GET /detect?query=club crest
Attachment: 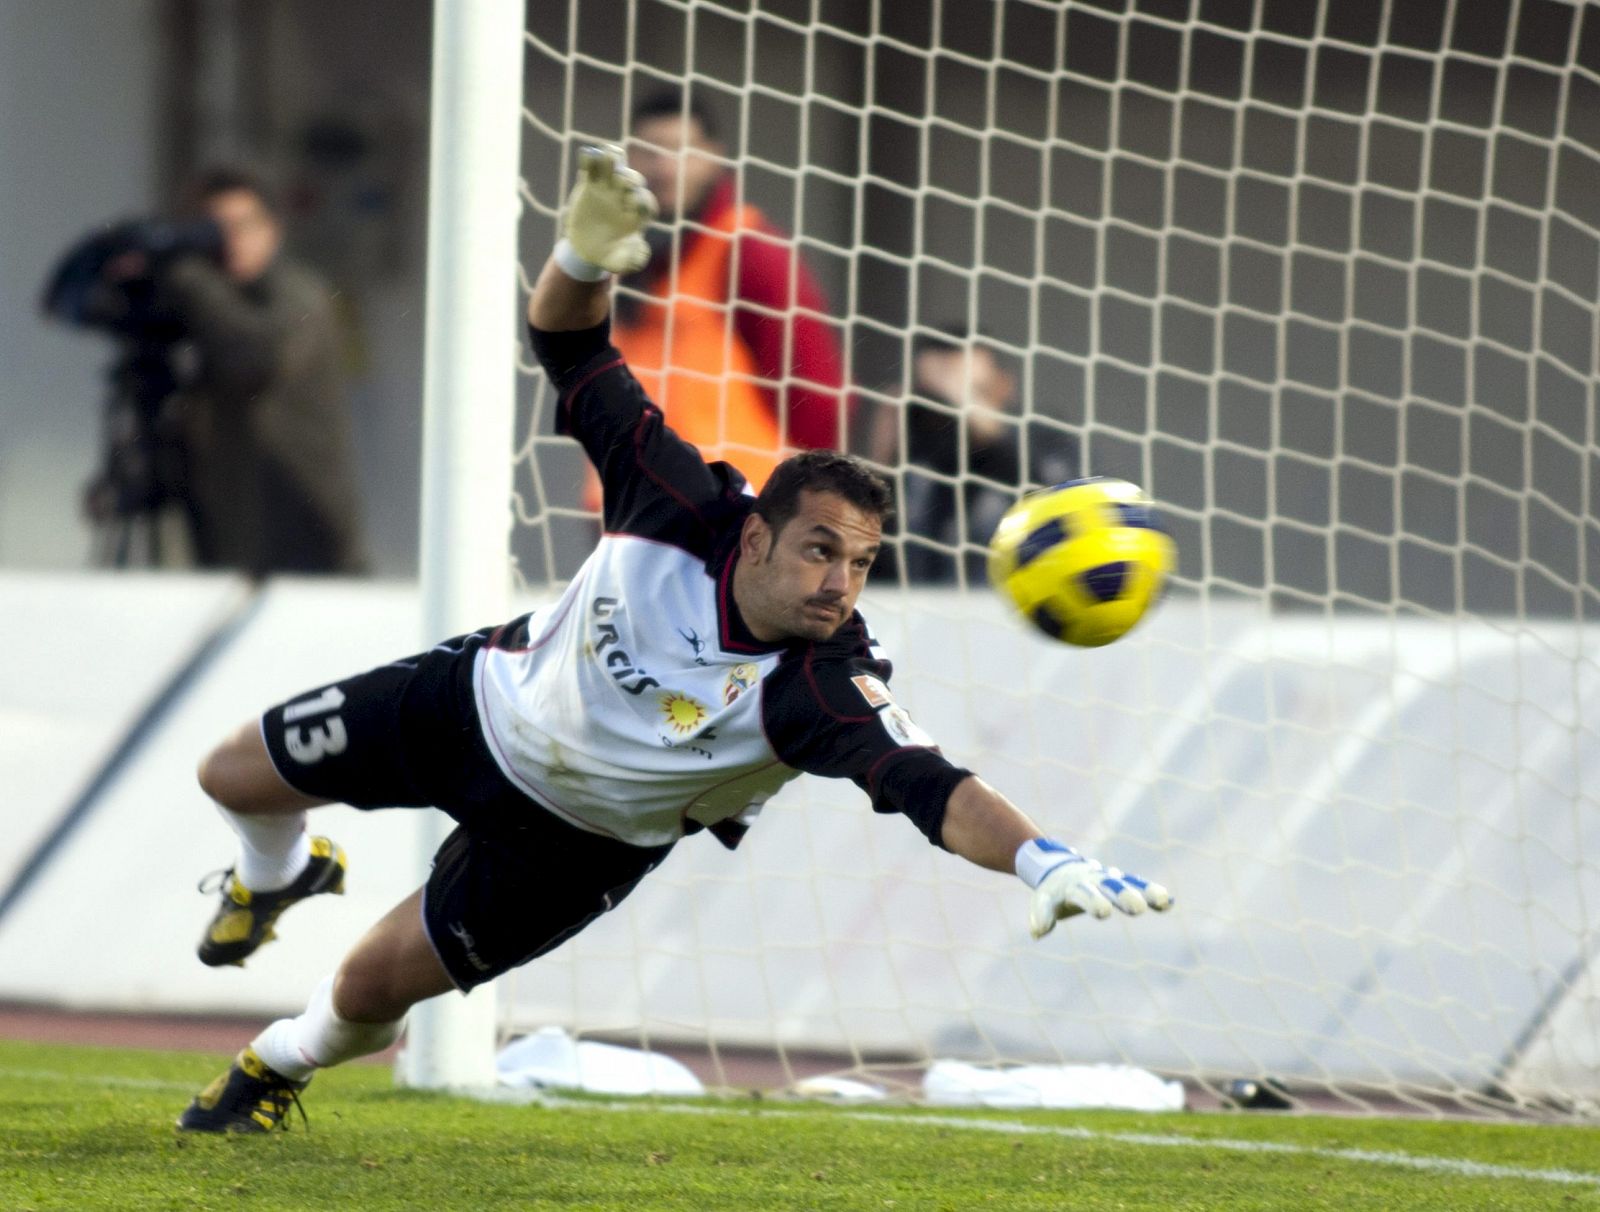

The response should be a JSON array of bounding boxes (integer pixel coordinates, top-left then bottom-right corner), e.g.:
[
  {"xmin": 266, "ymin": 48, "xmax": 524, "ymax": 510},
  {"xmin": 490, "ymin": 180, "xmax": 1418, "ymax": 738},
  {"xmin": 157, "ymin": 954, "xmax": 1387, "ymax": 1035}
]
[{"xmin": 723, "ymin": 663, "xmax": 758, "ymax": 705}]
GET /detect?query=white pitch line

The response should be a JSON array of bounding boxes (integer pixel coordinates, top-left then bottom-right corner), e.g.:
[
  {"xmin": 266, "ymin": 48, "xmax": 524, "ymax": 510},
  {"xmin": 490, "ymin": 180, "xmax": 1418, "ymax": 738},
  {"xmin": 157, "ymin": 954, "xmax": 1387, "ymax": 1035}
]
[
  {"xmin": 5, "ymin": 1067, "xmax": 196, "ymax": 1093},
  {"xmin": 11, "ymin": 1067, "xmax": 1599, "ymax": 1188},
  {"xmin": 541, "ymin": 1096, "xmax": 1600, "ymax": 1189}
]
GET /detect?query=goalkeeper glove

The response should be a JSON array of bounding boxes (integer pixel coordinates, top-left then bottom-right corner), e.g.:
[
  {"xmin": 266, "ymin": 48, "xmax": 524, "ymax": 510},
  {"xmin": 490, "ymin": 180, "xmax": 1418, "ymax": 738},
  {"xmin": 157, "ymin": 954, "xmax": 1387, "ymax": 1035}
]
[
  {"xmin": 556, "ymin": 143, "xmax": 657, "ymax": 278},
  {"xmin": 1016, "ymin": 838, "xmax": 1171, "ymax": 939}
]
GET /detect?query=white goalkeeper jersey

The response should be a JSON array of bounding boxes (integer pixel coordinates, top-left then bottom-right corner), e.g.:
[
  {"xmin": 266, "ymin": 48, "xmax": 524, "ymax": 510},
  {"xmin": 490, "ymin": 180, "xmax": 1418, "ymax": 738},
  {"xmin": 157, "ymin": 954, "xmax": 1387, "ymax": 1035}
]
[{"xmin": 473, "ymin": 325, "xmax": 972, "ymax": 851}]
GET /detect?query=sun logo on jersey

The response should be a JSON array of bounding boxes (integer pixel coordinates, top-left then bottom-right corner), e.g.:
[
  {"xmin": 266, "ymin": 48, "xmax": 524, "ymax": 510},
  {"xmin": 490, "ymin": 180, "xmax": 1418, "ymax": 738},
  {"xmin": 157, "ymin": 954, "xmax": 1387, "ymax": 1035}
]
[
  {"xmin": 659, "ymin": 690, "xmax": 709, "ymax": 735},
  {"xmin": 723, "ymin": 663, "xmax": 758, "ymax": 705}
]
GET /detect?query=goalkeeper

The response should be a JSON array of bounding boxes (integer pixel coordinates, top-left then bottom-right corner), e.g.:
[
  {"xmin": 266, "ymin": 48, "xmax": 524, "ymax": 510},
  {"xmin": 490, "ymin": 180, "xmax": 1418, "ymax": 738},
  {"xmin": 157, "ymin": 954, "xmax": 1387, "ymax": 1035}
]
[{"xmin": 175, "ymin": 146, "xmax": 1171, "ymax": 1133}]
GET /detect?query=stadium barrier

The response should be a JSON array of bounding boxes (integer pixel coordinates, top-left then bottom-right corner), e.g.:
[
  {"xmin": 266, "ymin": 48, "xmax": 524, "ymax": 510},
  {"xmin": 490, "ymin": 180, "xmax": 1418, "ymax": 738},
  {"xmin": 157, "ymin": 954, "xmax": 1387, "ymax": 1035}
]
[{"xmin": 2, "ymin": 571, "xmax": 1595, "ymax": 1105}]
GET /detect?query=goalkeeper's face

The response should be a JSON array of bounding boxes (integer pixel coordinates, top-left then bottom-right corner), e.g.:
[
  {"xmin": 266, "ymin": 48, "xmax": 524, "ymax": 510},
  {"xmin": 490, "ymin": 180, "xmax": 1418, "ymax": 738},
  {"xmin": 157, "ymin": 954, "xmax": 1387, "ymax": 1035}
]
[{"xmin": 736, "ymin": 490, "xmax": 881, "ymax": 643}]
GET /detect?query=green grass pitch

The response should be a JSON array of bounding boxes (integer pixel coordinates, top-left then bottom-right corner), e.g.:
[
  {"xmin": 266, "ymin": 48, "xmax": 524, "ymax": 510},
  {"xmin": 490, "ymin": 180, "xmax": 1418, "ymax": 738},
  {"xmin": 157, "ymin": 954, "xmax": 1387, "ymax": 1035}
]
[{"xmin": 5, "ymin": 1038, "xmax": 1600, "ymax": 1211}]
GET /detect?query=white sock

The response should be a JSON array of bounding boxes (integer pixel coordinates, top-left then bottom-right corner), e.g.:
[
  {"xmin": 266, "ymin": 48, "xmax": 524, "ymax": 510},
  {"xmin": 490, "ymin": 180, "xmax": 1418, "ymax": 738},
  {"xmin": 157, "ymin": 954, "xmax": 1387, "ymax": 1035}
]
[
  {"xmin": 251, "ymin": 975, "xmax": 406, "ymax": 1082},
  {"xmin": 216, "ymin": 805, "xmax": 311, "ymax": 892}
]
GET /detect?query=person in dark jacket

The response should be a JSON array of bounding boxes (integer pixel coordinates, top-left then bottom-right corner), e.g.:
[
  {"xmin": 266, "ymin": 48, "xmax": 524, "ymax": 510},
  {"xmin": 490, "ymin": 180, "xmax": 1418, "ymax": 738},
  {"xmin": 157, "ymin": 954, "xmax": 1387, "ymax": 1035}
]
[
  {"xmin": 871, "ymin": 326, "xmax": 1080, "ymax": 586},
  {"xmin": 99, "ymin": 165, "xmax": 366, "ymax": 574}
]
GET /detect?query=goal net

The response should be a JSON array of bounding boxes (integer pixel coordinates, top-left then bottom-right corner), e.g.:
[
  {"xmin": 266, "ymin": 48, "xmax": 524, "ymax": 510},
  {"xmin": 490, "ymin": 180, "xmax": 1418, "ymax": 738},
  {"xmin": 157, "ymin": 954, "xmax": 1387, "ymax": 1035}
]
[{"xmin": 503, "ymin": 0, "xmax": 1600, "ymax": 1116}]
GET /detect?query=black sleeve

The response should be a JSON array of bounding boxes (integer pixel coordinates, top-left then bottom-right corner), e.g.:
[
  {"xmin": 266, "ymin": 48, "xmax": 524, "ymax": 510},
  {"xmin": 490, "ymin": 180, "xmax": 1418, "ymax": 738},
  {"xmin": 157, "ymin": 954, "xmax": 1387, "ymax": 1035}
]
[
  {"xmin": 762, "ymin": 629, "xmax": 972, "ymax": 848},
  {"xmin": 527, "ymin": 321, "xmax": 748, "ymax": 546},
  {"xmin": 528, "ymin": 318, "xmax": 613, "ymax": 387}
]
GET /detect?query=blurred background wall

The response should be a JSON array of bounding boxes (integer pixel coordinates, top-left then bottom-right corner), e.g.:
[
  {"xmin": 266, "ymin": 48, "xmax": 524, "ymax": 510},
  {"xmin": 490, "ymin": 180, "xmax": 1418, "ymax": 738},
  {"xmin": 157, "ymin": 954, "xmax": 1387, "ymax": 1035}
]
[
  {"xmin": 0, "ymin": 0, "xmax": 432, "ymax": 576},
  {"xmin": 0, "ymin": 0, "xmax": 165, "ymax": 569}
]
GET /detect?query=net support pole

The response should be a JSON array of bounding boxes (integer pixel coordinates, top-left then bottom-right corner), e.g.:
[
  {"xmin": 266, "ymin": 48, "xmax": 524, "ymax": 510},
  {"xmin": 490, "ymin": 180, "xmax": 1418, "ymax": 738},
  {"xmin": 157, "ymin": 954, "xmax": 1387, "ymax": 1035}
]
[{"xmin": 398, "ymin": 0, "xmax": 525, "ymax": 1092}]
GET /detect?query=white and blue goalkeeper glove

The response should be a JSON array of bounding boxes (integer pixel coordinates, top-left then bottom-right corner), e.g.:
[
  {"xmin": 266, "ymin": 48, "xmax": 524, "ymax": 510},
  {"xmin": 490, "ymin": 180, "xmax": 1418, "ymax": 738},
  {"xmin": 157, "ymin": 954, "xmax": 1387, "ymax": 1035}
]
[
  {"xmin": 556, "ymin": 143, "xmax": 657, "ymax": 279},
  {"xmin": 1017, "ymin": 838, "xmax": 1172, "ymax": 939}
]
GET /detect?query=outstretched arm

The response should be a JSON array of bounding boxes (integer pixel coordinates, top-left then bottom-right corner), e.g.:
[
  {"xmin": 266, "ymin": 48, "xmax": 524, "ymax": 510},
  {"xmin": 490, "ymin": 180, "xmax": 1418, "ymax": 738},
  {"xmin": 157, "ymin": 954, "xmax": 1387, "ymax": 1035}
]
[
  {"xmin": 939, "ymin": 775, "xmax": 1042, "ymax": 872},
  {"xmin": 941, "ymin": 774, "xmax": 1172, "ymax": 938},
  {"xmin": 527, "ymin": 144, "xmax": 656, "ymax": 333},
  {"xmin": 758, "ymin": 577, "xmax": 1170, "ymax": 943}
]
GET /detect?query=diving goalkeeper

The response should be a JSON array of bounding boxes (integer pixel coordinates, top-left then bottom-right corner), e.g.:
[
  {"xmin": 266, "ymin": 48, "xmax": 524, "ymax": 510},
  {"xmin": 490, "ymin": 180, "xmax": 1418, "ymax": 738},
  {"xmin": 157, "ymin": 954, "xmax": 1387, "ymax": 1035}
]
[{"xmin": 175, "ymin": 146, "xmax": 1171, "ymax": 1133}]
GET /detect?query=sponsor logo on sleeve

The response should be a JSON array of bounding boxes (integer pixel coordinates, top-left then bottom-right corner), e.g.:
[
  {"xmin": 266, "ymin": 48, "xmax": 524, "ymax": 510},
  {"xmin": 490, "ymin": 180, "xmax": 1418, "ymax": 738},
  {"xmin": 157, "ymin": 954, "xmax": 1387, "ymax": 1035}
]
[
  {"xmin": 851, "ymin": 674, "xmax": 893, "ymax": 710},
  {"xmin": 849, "ymin": 672, "xmax": 934, "ymax": 748},
  {"xmin": 880, "ymin": 703, "xmax": 935, "ymax": 748}
]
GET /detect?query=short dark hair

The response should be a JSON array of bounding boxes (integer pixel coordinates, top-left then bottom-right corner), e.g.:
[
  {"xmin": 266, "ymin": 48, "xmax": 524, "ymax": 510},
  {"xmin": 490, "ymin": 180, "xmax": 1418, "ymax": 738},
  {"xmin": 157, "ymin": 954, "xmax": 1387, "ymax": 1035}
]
[
  {"xmin": 755, "ymin": 450, "xmax": 893, "ymax": 537},
  {"xmin": 630, "ymin": 87, "xmax": 721, "ymax": 142},
  {"xmin": 188, "ymin": 163, "xmax": 281, "ymax": 216}
]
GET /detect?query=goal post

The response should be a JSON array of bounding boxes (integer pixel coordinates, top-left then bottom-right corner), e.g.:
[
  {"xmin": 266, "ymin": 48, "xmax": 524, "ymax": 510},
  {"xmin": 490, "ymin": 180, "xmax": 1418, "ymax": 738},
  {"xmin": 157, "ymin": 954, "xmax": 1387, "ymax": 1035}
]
[
  {"xmin": 400, "ymin": 0, "xmax": 526, "ymax": 1091},
  {"xmin": 431, "ymin": 0, "xmax": 1600, "ymax": 1115}
]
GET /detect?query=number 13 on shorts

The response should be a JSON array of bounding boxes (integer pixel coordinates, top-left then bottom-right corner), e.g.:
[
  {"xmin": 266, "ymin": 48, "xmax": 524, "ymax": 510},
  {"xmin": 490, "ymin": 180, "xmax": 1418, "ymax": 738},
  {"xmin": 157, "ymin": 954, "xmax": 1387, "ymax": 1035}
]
[{"xmin": 282, "ymin": 686, "xmax": 348, "ymax": 765}]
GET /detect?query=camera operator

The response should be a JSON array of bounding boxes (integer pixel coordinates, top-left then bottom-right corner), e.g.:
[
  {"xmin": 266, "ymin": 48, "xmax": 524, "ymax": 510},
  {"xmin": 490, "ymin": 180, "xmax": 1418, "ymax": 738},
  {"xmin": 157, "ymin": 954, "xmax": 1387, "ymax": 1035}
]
[{"xmin": 50, "ymin": 164, "xmax": 366, "ymax": 575}]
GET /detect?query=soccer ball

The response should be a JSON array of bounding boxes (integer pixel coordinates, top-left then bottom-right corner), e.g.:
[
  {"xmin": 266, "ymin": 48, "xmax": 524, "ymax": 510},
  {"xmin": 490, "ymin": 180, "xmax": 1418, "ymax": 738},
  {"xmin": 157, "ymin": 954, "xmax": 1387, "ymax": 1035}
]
[{"xmin": 986, "ymin": 477, "xmax": 1175, "ymax": 647}]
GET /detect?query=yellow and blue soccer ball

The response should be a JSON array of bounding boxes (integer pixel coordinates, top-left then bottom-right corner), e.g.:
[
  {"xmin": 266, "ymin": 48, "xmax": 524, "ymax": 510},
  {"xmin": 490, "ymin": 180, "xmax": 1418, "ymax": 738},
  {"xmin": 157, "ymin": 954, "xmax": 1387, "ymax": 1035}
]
[{"xmin": 987, "ymin": 477, "xmax": 1175, "ymax": 647}]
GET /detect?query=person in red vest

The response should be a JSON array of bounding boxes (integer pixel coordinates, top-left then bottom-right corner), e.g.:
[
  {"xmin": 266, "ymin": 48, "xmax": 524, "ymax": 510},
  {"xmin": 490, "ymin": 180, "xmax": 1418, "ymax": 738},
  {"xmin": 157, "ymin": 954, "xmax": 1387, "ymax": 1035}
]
[{"xmin": 609, "ymin": 89, "xmax": 848, "ymax": 494}]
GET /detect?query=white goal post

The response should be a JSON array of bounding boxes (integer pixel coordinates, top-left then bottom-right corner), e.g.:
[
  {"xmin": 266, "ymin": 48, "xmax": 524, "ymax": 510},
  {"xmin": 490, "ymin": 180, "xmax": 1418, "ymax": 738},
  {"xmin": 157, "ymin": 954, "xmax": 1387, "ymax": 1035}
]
[
  {"xmin": 418, "ymin": 0, "xmax": 1600, "ymax": 1116},
  {"xmin": 402, "ymin": 0, "xmax": 525, "ymax": 1090}
]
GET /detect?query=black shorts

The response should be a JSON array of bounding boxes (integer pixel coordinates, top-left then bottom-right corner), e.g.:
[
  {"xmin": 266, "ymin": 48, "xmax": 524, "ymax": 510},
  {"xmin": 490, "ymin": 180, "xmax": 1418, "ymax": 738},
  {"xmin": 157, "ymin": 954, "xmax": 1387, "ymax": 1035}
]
[{"xmin": 261, "ymin": 622, "xmax": 673, "ymax": 991}]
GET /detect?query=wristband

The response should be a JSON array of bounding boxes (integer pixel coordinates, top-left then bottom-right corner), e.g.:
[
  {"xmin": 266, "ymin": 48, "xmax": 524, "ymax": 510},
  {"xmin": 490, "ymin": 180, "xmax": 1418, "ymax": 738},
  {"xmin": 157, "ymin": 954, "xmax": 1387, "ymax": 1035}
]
[
  {"xmin": 553, "ymin": 238, "xmax": 609, "ymax": 282},
  {"xmin": 1015, "ymin": 838, "xmax": 1080, "ymax": 888}
]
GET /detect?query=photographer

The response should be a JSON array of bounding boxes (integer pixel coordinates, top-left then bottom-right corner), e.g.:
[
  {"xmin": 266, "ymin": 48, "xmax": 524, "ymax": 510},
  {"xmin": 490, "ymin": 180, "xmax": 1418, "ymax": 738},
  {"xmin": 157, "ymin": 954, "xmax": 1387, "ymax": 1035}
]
[{"xmin": 48, "ymin": 165, "xmax": 366, "ymax": 575}]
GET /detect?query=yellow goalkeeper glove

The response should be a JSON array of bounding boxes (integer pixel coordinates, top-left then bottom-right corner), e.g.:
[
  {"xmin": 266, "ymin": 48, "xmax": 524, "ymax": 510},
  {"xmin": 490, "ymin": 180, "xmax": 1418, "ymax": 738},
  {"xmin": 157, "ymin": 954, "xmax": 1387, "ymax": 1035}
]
[{"xmin": 559, "ymin": 143, "xmax": 657, "ymax": 277}]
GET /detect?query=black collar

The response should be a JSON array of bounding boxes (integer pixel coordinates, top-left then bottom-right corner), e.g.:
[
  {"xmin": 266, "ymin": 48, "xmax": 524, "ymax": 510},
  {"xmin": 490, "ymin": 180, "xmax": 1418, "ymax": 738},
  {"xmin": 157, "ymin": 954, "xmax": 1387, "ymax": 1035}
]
[{"xmin": 713, "ymin": 542, "xmax": 789, "ymax": 657}]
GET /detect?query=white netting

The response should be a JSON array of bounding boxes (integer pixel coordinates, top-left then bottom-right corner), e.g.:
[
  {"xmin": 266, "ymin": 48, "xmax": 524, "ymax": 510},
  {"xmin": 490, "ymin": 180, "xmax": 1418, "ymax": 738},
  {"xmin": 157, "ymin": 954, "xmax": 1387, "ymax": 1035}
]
[{"xmin": 504, "ymin": 0, "xmax": 1600, "ymax": 1116}]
